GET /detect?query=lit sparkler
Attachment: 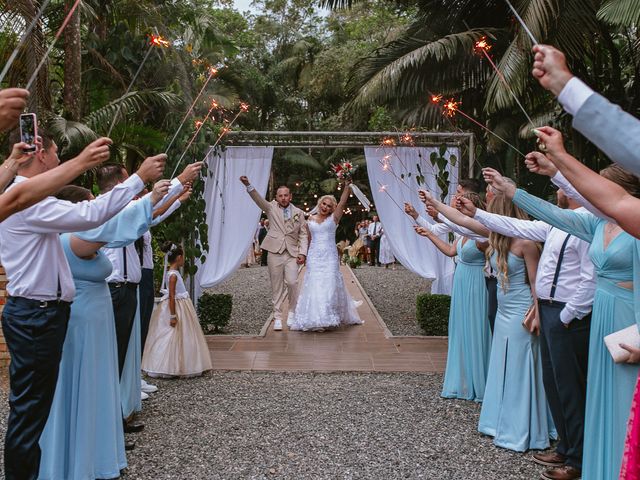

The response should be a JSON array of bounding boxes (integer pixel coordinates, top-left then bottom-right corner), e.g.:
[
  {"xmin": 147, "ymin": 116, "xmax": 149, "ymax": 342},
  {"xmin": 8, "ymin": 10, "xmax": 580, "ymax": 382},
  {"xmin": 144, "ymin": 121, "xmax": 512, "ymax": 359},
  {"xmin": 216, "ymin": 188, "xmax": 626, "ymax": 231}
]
[
  {"xmin": 443, "ymin": 97, "xmax": 525, "ymax": 157},
  {"xmin": 381, "ymin": 137, "xmax": 396, "ymax": 147},
  {"xmin": 107, "ymin": 32, "xmax": 171, "ymax": 137},
  {"xmin": 0, "ymin": 0, "xmax": 53, "ymax": 85},
  {"xmin": 474, "ymin": 36, "xmax": 534, "ymax": 126},
  {"xmin": 430, "ymin": 94, "xmax": 443, "ymax": 104}
]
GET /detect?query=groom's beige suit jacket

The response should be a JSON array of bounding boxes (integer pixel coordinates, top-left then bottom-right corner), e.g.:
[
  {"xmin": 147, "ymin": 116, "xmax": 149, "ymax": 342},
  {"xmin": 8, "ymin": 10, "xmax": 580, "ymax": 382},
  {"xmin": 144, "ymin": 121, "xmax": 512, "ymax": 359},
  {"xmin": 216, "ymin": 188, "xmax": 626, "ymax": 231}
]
[{"xmin": 248, "ymin": 190, "xmax": 309, "ymax": 258}]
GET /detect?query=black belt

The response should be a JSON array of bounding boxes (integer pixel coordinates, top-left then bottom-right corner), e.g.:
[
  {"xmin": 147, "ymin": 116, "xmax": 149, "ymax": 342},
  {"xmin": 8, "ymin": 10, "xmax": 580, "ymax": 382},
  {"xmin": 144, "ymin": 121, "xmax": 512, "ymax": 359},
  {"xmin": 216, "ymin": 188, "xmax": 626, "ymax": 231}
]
[
  {"xmin": 7, "ymin": 296, "xmax": 71, "ymax": 309},
  {"xmin": 538, "ymin": 298, "xmax": 566, "ymax": 307},
  {"xmin": 108, "ymin": 282, "xmax": 139, "ymax": 289}
]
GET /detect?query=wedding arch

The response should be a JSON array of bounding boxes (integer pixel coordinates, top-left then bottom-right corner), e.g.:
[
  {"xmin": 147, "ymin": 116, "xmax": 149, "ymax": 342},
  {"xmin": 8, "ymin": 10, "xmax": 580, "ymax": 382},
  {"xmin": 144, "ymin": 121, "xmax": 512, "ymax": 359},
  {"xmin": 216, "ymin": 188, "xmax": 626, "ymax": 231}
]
[{"xmin": 195, "ymin": 130, "xmax": 475, "ymax": 298}]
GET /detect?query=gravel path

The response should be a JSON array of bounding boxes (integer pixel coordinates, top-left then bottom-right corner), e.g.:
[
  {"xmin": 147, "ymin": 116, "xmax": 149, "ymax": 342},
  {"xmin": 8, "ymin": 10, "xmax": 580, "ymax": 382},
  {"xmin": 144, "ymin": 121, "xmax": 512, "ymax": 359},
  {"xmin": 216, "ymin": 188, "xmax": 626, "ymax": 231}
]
[
  {"xmin": 0, "ymin": 372, "xmax": 546, "ymax": 479},
  {"xmin": 353, "ymin": 264, "xmax": 432, "ymax": 337},
  {"xmin": 204, "ymin": 265, "xmax": 271, "ymax": 335}
]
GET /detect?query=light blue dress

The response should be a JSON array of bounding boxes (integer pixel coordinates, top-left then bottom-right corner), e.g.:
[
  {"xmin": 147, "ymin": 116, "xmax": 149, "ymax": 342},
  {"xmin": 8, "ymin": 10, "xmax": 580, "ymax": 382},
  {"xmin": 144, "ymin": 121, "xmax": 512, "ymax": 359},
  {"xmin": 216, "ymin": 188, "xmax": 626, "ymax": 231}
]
[
  {"xmin": 39, "ymin": 200, "xmax": 152, "ymax": 480},
  {"xmin": 441, "ymin": 239, "xmax": 491, "ymax": 402},
  {"xmin": 514, "ymin": 189, "xmax": 638, "ymax": 480},
  {"xmin": 478, "ymin": 251, "xmax": 555, "ymax": 451}
]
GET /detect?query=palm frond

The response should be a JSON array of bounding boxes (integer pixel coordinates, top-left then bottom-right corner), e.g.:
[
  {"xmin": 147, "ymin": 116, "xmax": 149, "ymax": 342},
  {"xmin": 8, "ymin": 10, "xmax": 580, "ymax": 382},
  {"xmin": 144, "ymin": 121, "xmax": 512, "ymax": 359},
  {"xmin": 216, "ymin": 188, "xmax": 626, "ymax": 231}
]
[
  {"xmin": 45, "ymin": 116, "xmax": 99, "ymax": 159},
  {"xmin": 84, "ymin": 90, "xmax": 183, "ymax": 134},
  {"xmin": 598, "ymin": 0, "xmax": 640, "ymax": 26},
  {"xmin": 281, "ymin": 149, "xmax": 324, "ymax": 170}
]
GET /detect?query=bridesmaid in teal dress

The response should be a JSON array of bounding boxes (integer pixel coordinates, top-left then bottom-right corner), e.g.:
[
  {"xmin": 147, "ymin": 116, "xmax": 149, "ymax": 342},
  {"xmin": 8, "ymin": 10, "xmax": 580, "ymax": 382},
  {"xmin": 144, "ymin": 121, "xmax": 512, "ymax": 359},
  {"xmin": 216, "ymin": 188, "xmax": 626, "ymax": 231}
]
[
  {"xmin": 39, "ymin": 187, "xmax": 153, "ymax": 480},
  {"xmin": 513, "ymin": 187, "xmax": 638, "ymax": 480},
  {"xmin": 416, "ymin": 226, "xmax": 491, "ymax": 402}
]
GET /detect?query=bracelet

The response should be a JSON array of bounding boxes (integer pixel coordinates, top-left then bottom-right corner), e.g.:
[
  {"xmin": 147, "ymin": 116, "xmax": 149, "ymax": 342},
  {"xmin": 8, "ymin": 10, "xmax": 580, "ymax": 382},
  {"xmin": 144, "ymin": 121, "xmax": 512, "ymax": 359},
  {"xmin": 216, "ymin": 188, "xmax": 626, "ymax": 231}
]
[{"xmin": 169, "ymin": 314, "xmax": 177, "ymax": 319}]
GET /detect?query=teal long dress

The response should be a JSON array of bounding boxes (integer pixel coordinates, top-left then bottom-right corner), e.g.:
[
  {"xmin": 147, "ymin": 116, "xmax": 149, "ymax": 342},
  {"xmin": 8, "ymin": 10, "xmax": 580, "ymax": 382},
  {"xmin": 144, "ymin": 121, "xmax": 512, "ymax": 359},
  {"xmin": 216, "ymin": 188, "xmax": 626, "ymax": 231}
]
[
  {"xmin": 441, "ymin": 239, "xmax": 491, "ymax": 402},
  {"xmin": 478, "ymin": 251, "xmax": 555, "ymax": 451},
  {"xmin": 39, "ymin": 200, "xmax": 152, "ymax": 480},
  {"xmin": 514, "ymin": 189, "xmax": 638, "ymax": 480}
]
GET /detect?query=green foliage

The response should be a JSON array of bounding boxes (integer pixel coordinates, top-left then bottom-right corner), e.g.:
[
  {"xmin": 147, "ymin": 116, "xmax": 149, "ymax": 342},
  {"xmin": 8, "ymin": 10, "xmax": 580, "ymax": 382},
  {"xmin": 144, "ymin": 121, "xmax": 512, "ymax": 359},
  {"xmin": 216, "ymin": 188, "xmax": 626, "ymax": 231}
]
[
  {"xmin": 416, "ymin": 294, "xmax": 450, "ymax": 336},
  {"xmin": 342, "ymin": 253, "xmax": 362, "ymax": 268},
  {"xmin": 367, "ymin": 106, "xmax": 395, "ymax": 131},
  {"xmin": 197, "ymin": 292, "xmax": 233, "ymax": 334}
]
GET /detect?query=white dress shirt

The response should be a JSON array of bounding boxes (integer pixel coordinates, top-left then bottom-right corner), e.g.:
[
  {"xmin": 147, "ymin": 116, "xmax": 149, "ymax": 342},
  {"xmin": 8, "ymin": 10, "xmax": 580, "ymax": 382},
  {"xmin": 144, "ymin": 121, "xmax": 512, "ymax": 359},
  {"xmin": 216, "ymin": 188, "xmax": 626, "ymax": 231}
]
[
  {"xmin": 416, "ymin": 214, "xmax": 487, "ymax": 241},
  {"xmin": 368, "ymin": 222, "xmax": 382, "ymax": 237},
  {"xmin": 105, "ymin": 178, "xmax": 183, "ymax": 283},
  {"xmin": 474, "ymin": 208, "xmax": 596, "ymax": 324},
  {"xmin": 141, "ymin": 199, "xmax": 182, "ymax": 269},
  {"xmin": 558, "ymin": 77, "xmax": 594, "ymax": 116},
  {"xmin": 0, "ymin": 174, "xmax": 144, "ymax": 301},
  {"xmin": 551, "ymin": 171, "xmax": 609, "ymax": 220}
]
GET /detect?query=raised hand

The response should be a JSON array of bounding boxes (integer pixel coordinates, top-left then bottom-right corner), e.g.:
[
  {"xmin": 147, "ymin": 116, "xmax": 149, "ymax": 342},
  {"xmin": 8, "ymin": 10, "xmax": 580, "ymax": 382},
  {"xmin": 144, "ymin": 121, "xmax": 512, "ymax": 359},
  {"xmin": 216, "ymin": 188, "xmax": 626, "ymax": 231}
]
[
  {"xmin": 151, "ymin": 180, "xmax": 171, "ymax": 205},
  {"xmin": 426, "ymin": 205, "xmax": 439, "ymax": 221},
  {"xmin": 457, "ymin": 196, "xmax": 477, "ymax": 218},
  {"xmin": 418, "ymin": 189, "xmax": 436, "ymax": 206},
  {"xmin": 533, "ymin": 127, "xmax": 568, "ymax": 161},
  {"xmin": 524, "ymin": 151, "xmax": 558, "ymax": 177},
  {"xmin": 532, "ymin": 45, "xmax": 574, "ymax": 96},
  {"xmin": 0, "ymin": 88, "xmax": 29, "ymax": 132},
  {"xmin": 482, "ymin": 168, "xmax": 516, "ymax": 199},
  {"xmin": 404, "ymin": 202, "xmax": 418, "ymax": 219},
  {"xmin": 137, "ymin": 153, "xmax": 166, "ymax": 184},
  {"xmin": 413, "ymin": 226, "xmax": 432, "ymax": 237},
  {"xmin": 177, "ymin": 162, "xmax": 203, "ymax": 185},
  {"xmin": 4, "ymin": 142, "xmax": 38, "ymax": 172},
  {"xmin": 239, "ymin": 175, "xmax": 250, "ymax": 186},
  {"xmin": 76, "ymin": 138, "xmax": 113, "ymax": 169},
  {"xmin": 179, "ymin": 183, "xmax": 193, "ymax": 203}
]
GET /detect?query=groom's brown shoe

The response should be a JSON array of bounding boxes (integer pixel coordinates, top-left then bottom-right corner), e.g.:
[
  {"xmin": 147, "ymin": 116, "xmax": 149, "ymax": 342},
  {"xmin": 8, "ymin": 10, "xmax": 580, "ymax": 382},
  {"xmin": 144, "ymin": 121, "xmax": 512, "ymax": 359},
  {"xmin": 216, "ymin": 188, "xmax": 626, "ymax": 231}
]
[
  {"xmin": 541, "ymin": 466, "xmax": 581, "ymax": 480},
  {"xmin": 533, "ymin": 451, "xmax": 566, "ymax": 467}
]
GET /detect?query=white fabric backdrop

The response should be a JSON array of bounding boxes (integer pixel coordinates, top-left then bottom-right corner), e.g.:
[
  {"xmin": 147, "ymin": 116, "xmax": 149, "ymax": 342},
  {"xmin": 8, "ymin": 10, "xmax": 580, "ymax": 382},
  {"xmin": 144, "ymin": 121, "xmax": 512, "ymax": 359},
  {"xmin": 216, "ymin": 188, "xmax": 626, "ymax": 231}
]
[
  {"xmin": 364, "ymin": 146, "xmax": 459, "ymax": 294},
  {"xmin": 196, "ymin": 146, "xmax": 273, "ymax": 297}
]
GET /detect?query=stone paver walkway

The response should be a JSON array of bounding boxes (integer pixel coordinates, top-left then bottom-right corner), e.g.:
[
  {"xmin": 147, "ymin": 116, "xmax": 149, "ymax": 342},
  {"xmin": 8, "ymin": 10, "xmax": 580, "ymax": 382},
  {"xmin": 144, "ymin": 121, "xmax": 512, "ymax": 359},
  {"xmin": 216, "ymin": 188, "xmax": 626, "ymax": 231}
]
[{"xmin": 207, "ymin": 266, "xmax": 447, "ymax": 372}]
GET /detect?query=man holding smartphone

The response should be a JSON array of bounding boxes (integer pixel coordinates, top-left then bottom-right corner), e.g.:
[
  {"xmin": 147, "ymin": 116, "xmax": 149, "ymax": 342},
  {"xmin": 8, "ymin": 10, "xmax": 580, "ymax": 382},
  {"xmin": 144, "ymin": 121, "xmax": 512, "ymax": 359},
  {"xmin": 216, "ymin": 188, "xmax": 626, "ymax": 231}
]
[
  {"xmin": 0, "ymin": 131, "xmax": 166, "ymax": 480},
  {"xmin": 0, "ymin": 88, "xmax": 29, "ymax": 132}
]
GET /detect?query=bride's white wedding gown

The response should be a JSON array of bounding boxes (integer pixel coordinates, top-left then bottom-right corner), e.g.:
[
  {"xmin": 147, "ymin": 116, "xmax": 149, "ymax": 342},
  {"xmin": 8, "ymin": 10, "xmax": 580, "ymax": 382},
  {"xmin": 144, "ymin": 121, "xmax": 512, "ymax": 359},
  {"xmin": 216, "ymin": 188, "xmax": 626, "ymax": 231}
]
[{"xmin": 290, "ymin": 215, "xmax": 363, "ymax": 331}]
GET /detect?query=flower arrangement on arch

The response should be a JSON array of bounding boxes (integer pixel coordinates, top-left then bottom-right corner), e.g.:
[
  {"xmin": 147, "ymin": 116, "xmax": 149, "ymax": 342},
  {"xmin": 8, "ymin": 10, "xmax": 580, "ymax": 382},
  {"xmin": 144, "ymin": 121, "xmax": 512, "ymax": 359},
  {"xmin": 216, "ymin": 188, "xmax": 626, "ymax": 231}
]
[{"xmin": 330, "ymin": 160, "xmax": 357, "ymax": 180}]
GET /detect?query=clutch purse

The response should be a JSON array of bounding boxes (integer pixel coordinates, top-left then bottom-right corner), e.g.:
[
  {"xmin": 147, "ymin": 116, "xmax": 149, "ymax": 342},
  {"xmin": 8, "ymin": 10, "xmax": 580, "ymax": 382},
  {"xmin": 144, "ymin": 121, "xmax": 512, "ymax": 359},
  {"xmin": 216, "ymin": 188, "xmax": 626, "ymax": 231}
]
[
  {"xmin": 521, "ymin": 305, "xmax": 538, "ymax": 335},
  {"xmin": 604, "ymin": 325, "xmax": 640, "ymax": 363}
]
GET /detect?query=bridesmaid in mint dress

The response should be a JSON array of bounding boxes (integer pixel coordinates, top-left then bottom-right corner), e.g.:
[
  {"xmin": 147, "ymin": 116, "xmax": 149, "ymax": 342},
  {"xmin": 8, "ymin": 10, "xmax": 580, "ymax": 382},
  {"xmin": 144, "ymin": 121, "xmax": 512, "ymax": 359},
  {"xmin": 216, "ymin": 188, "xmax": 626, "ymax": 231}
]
[
  {"xmin": 513, "ymin": 188, "xmax": 638, "ymax": 480},
  {"xmin": 416, "ymin": 227, "xmax": 491, "ymax": 402},
  {"xmin": 444, "ymin": 239, "xmax": 491, "ymax": 401},
  {"xmin": 478, "ymin": 251, "xmax": 556, "ymax": 451},
  {"xmin": 39, "ymin": 189, "xmax": 153, "ymax": 480}
]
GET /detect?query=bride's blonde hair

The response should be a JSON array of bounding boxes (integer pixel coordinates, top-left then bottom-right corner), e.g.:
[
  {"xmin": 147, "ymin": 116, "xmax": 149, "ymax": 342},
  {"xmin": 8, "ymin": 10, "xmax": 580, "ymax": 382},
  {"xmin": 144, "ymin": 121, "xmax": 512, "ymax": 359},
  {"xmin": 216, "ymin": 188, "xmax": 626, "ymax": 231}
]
[{"xmin": 317, "ymin": 194, "xmax": 337, "ymax": 211}]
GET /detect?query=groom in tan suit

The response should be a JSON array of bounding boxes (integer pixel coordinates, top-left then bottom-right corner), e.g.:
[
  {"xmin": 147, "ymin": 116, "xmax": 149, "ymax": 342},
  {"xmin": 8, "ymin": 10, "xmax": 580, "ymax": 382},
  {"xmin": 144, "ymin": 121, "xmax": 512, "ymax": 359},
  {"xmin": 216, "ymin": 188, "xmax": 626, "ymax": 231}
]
[{"xmin": 240, "ymin": 176, "xmax": 309, "ymax": 330}]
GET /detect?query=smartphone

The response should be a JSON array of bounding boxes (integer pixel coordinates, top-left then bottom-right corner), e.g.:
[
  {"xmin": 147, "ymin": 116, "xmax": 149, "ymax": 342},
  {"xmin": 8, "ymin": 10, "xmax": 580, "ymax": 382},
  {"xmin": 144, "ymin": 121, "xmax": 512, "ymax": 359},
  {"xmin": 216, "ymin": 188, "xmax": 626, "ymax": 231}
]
[{"xmin": 19, "ymin": 113, "xmax": 37, "ymax": 152}]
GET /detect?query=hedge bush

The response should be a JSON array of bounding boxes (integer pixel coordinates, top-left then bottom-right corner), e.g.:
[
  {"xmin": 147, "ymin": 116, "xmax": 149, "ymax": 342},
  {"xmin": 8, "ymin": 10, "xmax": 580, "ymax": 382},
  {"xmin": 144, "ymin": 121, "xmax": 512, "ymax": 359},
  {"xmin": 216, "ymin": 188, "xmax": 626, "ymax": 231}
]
[
  {"xmin": 416, "ymin": 293, "xmax": 451, "ymax": 336},
  {"xmin": 197, "ymin": 292, "xmax": 232, "ymax": 334},
  {"xmin": 342, "ymin": 253, "xmax": 362, "ymax": 269}
]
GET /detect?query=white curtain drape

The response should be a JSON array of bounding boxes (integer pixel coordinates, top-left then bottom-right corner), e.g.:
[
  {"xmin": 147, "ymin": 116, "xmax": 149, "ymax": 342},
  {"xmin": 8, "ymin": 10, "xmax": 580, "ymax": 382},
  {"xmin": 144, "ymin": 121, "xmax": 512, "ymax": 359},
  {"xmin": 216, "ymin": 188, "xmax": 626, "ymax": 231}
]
[
  {"xmin": 364, "ymin": 146, "xmax": 459, "ymax": 294},
  {"xmin": 196, "ymin": 146, "xmax": 273, "ymax": 297}
]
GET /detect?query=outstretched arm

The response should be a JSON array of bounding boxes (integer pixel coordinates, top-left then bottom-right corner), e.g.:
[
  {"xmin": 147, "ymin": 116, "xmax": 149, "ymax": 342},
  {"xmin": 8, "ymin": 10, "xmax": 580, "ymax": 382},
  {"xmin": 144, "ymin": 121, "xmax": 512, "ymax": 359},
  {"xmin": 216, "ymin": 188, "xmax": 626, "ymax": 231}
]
[
  {"xmin": 240, "ymin": 175, "xmax": 271, "ymax": 212},
  {"xmin": 419, "ymin": 189, "xmax": 490, "ymax": 238},
  {"xmin": 333, "ymin": 181, "xmax": 351, "ymax": 223},
  {"xmin": 414, "ymin": 226, "xmax": 458, "ymax": 257},
  {"xmin": 534, "ymin": 127, "xmax": 640, "ymax": 237}
]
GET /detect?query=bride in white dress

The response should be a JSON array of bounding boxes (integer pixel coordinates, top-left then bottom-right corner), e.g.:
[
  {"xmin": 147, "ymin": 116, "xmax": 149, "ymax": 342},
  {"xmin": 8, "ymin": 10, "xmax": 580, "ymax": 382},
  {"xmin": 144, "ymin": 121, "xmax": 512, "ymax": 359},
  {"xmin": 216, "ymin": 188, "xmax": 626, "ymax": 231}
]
[{"xmin": 290, "ymin": 182, "xmax": 363, "ymax": 332}]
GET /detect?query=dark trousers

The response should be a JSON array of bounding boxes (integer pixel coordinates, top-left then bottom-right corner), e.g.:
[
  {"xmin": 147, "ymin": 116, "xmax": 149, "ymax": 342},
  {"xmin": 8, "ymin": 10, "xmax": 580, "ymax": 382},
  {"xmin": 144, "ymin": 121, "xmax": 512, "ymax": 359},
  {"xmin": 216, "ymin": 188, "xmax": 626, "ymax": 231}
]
[
  {"xmin": 2, "ymin": 297, "xmax": 71, "ymax": 480},
  {"xmin": 369, "ymin": 238, "xmax": 380, "ymax": 265},
  {"xmin": 485, "ymin": 276, "xmax": 497, "ymax": 334},
  {"xmin": 139, "ymin": 269, "xmax": 155, "ymax": 352},
  {"xmin": 260, "ymin": 249, "xmax": 268, "ymax": 266},
  {"xmin": 109, "ymin": 282, "xmax": 139, "ymax": 376},
  {"xmin": 538, "ymin": 300, "xmax": 591, "ymax": 469}
]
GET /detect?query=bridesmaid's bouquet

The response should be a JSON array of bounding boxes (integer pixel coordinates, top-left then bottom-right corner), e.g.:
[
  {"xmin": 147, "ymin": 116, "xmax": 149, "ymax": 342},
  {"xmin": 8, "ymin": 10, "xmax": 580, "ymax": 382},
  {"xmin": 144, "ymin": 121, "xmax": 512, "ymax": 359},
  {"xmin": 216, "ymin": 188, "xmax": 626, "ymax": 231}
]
[{"xmin": 330, "ymin": 160, "xmax": 357, "ymax": 180}]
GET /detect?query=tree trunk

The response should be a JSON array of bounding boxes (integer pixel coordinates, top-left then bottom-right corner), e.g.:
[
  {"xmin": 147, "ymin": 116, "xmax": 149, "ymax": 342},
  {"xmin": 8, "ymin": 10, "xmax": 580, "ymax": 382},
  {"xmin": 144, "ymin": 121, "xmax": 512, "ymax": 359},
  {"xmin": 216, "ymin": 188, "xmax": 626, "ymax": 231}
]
[{"xmin": 63, "ymin": 0, "xmax": 82, "ymax": 120}]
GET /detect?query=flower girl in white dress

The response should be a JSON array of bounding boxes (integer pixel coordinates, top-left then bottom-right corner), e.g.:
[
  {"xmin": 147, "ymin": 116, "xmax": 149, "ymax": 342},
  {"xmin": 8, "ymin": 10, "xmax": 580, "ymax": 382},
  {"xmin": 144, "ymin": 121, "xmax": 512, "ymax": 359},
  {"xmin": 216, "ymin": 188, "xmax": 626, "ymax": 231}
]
[
  {"xmin": 290, "ymin": 182, "xmax": 363, "ymax": 332},
  {"xmin": 142, "ymin": 243, "xmax": 212, "ymax": 377}
]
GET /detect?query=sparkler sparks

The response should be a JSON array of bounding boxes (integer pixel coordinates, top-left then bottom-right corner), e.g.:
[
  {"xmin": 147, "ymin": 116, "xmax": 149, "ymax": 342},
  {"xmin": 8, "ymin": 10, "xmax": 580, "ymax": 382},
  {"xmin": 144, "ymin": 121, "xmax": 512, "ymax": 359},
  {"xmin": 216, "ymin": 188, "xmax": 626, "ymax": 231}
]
[
  {"xmin": 430, "ymin": 94, "xmax": 443, "ymax": 104},
  {"xmin": 400, "ymin": 133, "xmax": 415, "ymax": 146},
  {"xmin": 443, "ymin": 99, "xmax": 461, "ymax": 117},
  {"xmin": 381, "ymin": 138, "xmax": 396, "ymax": 147},
  {"xmin": 474, "ymin": 37, "xmax": 492, "ymax": 55},
  {"xmin": 150, "ymin": 34, "xmax": 170, "ymax": 48}
]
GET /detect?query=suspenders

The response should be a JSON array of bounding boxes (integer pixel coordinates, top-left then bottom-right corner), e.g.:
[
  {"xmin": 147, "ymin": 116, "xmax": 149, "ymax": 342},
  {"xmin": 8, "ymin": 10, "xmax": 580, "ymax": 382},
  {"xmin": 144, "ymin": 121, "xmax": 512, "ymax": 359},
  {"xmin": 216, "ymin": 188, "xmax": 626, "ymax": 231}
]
[{"xmin": 549, "ymin": 231, "xmax": 572, "ymax": 301}]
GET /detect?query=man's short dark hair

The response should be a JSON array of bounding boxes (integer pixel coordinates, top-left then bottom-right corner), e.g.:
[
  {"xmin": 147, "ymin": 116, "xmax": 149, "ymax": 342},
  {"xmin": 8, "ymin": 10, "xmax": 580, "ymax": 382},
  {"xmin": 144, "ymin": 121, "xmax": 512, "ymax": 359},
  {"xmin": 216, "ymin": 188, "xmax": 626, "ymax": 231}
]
[
  {"xmin": 275, "ymin": 185, "xmax": 290, "ymax": 194},
  {"xmin": 96, "ymin": 163, "xmax": 127, "ymax": 193},
  {"xmin": 458, "ymin": 179, "xmax": 482, "ymax": 194},
  {"xmin": 55, "ymin": 185, "xmax": 92, "ymax": 203}
]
